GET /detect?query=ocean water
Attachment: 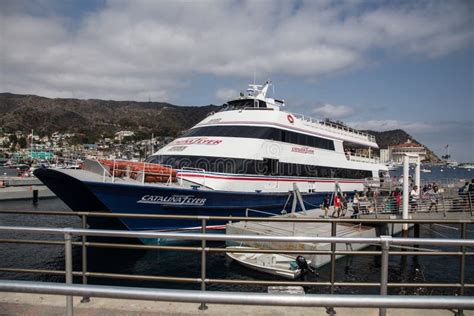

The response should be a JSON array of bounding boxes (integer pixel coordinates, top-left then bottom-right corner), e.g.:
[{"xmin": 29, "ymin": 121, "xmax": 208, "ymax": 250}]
[{"xmin": 0, "ymin": 166, "xmax": 473, "ymax": 295}]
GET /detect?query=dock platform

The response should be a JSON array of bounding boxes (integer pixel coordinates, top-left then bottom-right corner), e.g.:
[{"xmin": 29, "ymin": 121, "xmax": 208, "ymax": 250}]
[
  {"xmin": 226, "ymin": 209, "xmax": 405, "ymax": 267},
  {"xmin": 0, "ymin": 292, "xmax": 465, "ymax": 316},
  {"xmin": 0, "ymin": 185, "xmax": 55, "ymax": 200}
]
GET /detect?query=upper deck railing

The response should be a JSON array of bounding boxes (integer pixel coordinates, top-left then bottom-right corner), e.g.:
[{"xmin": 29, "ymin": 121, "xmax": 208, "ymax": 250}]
[{"xmin": 292, "ymin": 113, "xmax": 377, "ymax": 144}]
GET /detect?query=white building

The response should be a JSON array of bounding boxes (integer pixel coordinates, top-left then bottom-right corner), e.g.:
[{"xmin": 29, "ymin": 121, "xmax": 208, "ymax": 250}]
[
  {"xmin": 389, "ymin": 140, "xmax": 427, "ymax": 163},
  {"xmin": 114, "ymin": 131, "xmax": 135, "ymax": 141},
  {"xmin": 379, "ymin": 149, "xmax": 390, "ymax": 163}
]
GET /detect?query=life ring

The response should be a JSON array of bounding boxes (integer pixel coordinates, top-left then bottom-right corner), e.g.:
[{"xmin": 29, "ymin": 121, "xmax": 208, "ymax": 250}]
[{"xmin": 287, "ymin": 114, "xmax": 294, "ymax": 123}]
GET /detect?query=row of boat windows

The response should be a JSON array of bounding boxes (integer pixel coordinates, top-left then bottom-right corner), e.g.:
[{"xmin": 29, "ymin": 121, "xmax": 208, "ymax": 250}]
[
  {"xmin": 147, "ymin": 155, "xmax": 373, "ymax": 179},
  {"xmin": 181, "ymin": 126, "xmax": 335, "ymax": 151}
]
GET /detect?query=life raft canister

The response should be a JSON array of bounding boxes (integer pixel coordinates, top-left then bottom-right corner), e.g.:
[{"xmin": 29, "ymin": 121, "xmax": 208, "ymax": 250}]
[{"xmin": 287, "ymin": 114, "xmax": 294, "ymax": 123}]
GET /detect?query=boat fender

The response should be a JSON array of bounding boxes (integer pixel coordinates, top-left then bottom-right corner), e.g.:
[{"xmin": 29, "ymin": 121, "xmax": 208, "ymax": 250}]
[
  {"xmin": 296, "ymin": 256, "xmax": 315, "ymax": 274},
  {"xmin": 287, "ymin": 114, "xmax": 294, "ymax": 124}
]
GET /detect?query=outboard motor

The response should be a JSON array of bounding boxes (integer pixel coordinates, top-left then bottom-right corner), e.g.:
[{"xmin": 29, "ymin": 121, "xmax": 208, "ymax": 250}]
[{"xmin": 296, "ymin": 256, "xmax": 316, "ymax": 274}]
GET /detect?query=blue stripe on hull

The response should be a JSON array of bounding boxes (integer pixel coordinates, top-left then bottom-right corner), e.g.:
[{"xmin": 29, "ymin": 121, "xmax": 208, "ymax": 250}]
[
  {"xmin": 34, "ymin": 168, "xmax": 353, "ymax": 232},
  {"xmin": 84, "ymin": 181, "xmax": 330, "ymax": 231}
]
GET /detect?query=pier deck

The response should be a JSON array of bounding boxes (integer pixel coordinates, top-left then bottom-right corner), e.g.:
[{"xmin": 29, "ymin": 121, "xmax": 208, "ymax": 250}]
[
  {"xmin": 0, "ymin": 185, "xmax": 55, "ymax": 201},
  {"xmin": 0, "ymin": 292, "xmax": 468, "ymax": 316}
]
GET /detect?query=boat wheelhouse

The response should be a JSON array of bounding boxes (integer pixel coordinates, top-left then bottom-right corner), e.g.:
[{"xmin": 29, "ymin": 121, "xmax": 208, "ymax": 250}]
[{"xmin": 35, "ymin": 82, "xmax": 388, "ymax": 233}]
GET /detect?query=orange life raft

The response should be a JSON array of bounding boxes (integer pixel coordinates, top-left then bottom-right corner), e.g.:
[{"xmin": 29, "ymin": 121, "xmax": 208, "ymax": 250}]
[{"xmin": 98, "ymin": 159, "xmax": 177, "ymax": 183}]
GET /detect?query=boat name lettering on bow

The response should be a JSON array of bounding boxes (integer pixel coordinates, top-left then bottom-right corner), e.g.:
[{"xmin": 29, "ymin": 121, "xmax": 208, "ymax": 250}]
[
  {"xmin": 291, "ymin": 146, "xmax": 315, "ymax": 154},
  {"xmin": 137, "ymin": 195, "xmax": 207, "ymax": 206},
  {"xmin": 172, "ymin": 138, "xmax": 222, "ymax": 145}
]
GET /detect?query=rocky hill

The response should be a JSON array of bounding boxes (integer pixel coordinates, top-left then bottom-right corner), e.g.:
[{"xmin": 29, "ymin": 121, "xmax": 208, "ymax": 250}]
[
  {"xmin": 0, "ymin": 93, "xmax": 439, "ymax": 161},
  {"xmin": 367, "ymin": 129, "xmax": 440, "ymax": 162},
  {"xmin": 0, "ymin": 93, "xmax": 220, "ymax": 141}
]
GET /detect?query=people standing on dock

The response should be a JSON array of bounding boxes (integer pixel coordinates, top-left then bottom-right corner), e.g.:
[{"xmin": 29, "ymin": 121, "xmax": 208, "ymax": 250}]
[
  {"xmin": 428, "ymin": 184, "xmax": 439, "ymax": 212},
  {"xmin": 393, "ymin": 188, "xmax": 401, "ymax": 212},
  {"xmin": 351, "ymin": 190, "xmax": 360, "ymax": 218},
  {"xmin": 469, "ymin": 179, "xmax": 474, "ymax": 192},
  {"xmin": 332, "ymin": 193, "xmax": 342, "ymax": 218},
  {"xmin": 420, "ymin": 185, "xmax": 429, "ymax": 209},
  {"xmin": 410, "ymin": 185, "xmax": 419, "ymax": 212},
  {"xmin": 341, "ymin": 192, "xmax": 348, "ymax": 217},
  {"xmin": 459, "ymin": 181, "xmax": 470, "ymax": 210},
  {"xmin": 322, "ymin": 194, "xmax": 331, "ymax": 218},
  {"xmin": 366, "ymin": 187, "xmax": 375, "ymax": 212},
  {"xmin": 391, "ymin": 176, "xmax": 398, "ymax": 188},
  {"xmin": 468, "ymin": 179, "xmax": 474, "ymax": 207}
]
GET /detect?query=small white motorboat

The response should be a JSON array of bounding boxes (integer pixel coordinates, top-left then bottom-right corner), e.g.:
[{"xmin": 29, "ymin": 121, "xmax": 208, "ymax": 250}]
[
  {"xmin": 226, "ymin": 246, "xmax": 310, "ymax": 280},
  {"xmin": 421, "ymin": 168, "xmax": 431, "ymax": 173}
]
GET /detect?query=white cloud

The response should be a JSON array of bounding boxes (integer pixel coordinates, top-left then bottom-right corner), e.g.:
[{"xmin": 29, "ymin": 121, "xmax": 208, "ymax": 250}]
[
  {"xmin": 312, "ymin": 103, "xmax": 355, "ymax": 119},
  {"xmin": 0, "ymin": 1, "xmax": 472, "ymax": 100},
  {"xmin": 215, "ymin": 88, "xmax": 238, "ymax": 102}
]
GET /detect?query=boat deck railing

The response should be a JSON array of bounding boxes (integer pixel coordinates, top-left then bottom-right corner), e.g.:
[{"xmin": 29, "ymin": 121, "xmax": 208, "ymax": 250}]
[
  {"xmin": 351, "ymin": 190, "xmax": 474, "ymax": 218},
  {"xmin": 0, "ymin": 209, "xmax": 473, "ymax": 316},
  {"xmin": 292, "ymin": 113, "xmax": 376, "ymax": 143},
  {"xmin": 85, "ymin": 159, "xmax": 176, "ymax": 185},
  {"xmin": 346, "ymin": 153, "xmax": 380, "ymax": 164}
]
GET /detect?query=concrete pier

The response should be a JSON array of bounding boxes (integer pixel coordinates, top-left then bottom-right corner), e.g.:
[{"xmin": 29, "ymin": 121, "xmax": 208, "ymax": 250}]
[
  {"xmin": 0, "ymin": 292, "xmax": 469, "ymax": 316},
  {"xmin": 0, "ymin": 185, "xmax": 55, "ymax": 200},
  {"xmin": 0, "ymin": 176, "xmax": 43, "ymax": 186}
]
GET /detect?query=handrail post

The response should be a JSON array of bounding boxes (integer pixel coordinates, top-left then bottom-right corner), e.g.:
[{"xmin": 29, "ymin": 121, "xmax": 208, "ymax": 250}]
[
  {"xmin": 199, "ymin": 218, "xmax": 208, "ymax": 311},
  {"xmin": 142, "ymin": 161, "xmax": 146, "ymax": 185},
  {"xmin": 379, "ymin": 236, "xmax": 392, "ymax": 316},
  {"xmin": 468, "ymin": 192, "xmax": 473, "ymax": 216},
  {"xmin": 112, "ymin": 159, "xmax": 115, "ymax": 183},
  {"xmin": 326, "ymin": 221, "xmax": 337, "ymax": 315},
  {"xmin": 457, "ymin": 223, "xmax": 467, "ymax": 316},
  {"xmin": 80, "ymin": 215, "xmax": 90, "ymax": 303},
  {"xmin": 64, "ymin": 231, "xmax": 74, "ymax": 316}
]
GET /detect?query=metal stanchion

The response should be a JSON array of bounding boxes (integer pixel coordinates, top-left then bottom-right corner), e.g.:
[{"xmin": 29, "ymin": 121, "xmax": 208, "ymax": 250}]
[
  {"xmin": 326, "ymin": 222, "xmax": 337, "ymax": 315},
  {"xmin": 81, "ymin": 216, "xmax": 90, "ymax": 303},
  {"xmin": 468, "ymin": 192, "xmax": 473, "ymax": 216},
  {"xmin": 64, "ymin": 231, "xmax": 74, "ymax": 316},
  {"xmin": 379, "ymin": 236, "xmax": 391, "ymax": 316},
  {"xmin": 199, "ymin": 218, "xmax": 208, "ymax": 311},
  {"xmin": 457, "ymin": 223, "xmax": 467, "ymax": 316}
]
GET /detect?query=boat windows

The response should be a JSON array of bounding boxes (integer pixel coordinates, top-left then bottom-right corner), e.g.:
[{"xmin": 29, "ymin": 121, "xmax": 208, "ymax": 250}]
[
  {"xmin": 148, "ymin": 155, "xmax": 372, "ymax": 179},
  {"xmin": 226, "ymin": 99, "xmax": 267, "ymax": 109},
  {"xmin": 181, "ymin": 126, "xmax": 335, "ymax": 151},
  {"xmin": 261, "ymin": 158, "xmax": 279, "ymax": 176}
]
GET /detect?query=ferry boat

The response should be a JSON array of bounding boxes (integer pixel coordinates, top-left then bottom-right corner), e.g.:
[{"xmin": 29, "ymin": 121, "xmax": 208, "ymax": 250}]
[{"xmin": 34, "ymin": 82, "xmax": 388, "ymax": 233}]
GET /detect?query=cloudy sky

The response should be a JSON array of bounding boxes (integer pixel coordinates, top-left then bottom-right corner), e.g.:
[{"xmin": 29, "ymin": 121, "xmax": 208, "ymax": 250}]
[{"xmin": 1, "ymin": 0, "xmax": 473, "ymax": 161}]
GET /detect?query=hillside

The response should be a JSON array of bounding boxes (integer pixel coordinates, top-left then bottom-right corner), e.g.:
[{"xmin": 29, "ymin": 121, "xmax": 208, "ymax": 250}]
[
  {"xmin": 0, "ymin": 93, "xmax": 220, "ymax": 140},
  {"xmin": 0, "ymin": 93, "xmax": 439, "ymax": 161},
  {"xmin": 367, "ymin": 129, "xmax": 440, "ymax": 162}
]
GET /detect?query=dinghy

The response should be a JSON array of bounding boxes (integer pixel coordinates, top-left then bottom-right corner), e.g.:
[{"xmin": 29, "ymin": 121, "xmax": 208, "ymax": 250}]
[{"xmin": 226, "ymin": 246, "xmax": 311, "ymax": 280}]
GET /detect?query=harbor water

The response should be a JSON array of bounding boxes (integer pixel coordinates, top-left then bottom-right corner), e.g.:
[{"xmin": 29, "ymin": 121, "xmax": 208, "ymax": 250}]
[{"xmin": 0, "ymin": 166, "xmax": 473, "ymax": 295}]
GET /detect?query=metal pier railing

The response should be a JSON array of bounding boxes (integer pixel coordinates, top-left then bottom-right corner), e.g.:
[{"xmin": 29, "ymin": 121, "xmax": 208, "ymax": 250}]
[{"xmin": 0, "ymin": 213, "xmax": 473, "ymax": 316}]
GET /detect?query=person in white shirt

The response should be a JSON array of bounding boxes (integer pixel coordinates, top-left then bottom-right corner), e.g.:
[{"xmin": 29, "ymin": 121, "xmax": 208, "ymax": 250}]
[{"xmin": 410, "ymin": 185, "xmax": 419, "ymax": 211}]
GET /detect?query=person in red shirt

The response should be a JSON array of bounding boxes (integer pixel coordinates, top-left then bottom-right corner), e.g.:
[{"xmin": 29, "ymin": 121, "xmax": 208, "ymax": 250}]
[{"xmin": 332, "ymin": 193, "xmax": 342, "ymax": 218}]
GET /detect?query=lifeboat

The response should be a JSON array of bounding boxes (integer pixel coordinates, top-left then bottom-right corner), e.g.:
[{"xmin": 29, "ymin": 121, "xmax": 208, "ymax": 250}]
[{"xmin": 98, "ymin": 159, "xmax": 176, "ymax": 183}]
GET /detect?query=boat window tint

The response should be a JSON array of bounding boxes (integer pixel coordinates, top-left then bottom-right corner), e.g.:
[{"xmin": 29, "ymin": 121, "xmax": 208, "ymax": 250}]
[
  {"xmin": 226, "ymin": 99, "xmax": 266, "ymax": 109},
  {"xmin": 181, "ymin": 126, "xmax": 335, "ymax": 151},
  {"xmin": 149, "ymin": 155, "xmax": 372, "ymax": 179}
]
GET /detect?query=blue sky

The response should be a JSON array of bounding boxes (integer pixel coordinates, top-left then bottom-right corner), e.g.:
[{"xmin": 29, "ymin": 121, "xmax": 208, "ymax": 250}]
[{"xmin": 1, "ymin": 0, "xmax": 473, "ymax": 161}]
